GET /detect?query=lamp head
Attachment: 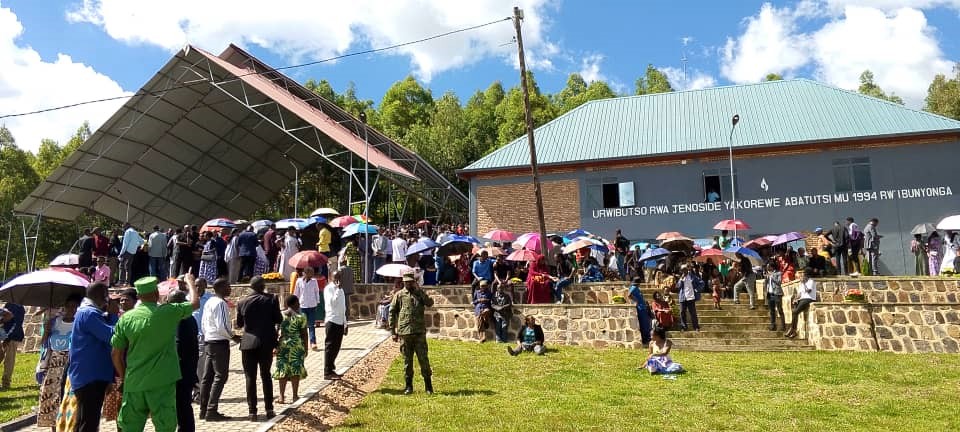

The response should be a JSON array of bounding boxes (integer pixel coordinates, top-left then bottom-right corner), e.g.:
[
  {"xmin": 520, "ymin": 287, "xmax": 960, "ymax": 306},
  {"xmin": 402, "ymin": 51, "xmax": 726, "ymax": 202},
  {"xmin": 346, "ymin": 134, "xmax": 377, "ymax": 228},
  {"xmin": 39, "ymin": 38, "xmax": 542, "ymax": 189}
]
[
  {"xmin": 732, "ymin": 114, "xmax": 740, "ymax": 126},
  {"xmin": 359, "ymin": 111, "xmax": 367, "ymax": 124}
]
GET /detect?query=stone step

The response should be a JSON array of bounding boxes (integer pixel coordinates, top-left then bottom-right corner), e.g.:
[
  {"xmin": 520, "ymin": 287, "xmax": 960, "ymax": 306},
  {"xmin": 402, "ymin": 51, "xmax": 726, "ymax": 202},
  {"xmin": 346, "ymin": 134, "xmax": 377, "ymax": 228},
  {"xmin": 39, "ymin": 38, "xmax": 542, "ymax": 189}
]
[
  {"xmin": 670, "ymin": 337, "xmax": 811, "ymax": 347},
  {"xmin": 666, "ymin": 330, "xmax": 787, "ymax": 338},
  {"xmin": 694, "ymin": 322, "xmax": 787, "ymax": 330},
  {"xmin": 675, "ymin": 344, "xmax": 816, "ymax": 352}
]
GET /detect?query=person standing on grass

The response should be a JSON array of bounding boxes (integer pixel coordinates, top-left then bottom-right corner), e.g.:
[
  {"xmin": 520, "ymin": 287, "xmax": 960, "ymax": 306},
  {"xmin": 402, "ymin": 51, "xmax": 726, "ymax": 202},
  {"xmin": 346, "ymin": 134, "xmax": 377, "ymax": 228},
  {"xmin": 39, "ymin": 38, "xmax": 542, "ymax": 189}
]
[
  {"xmin": 324, "ymin": 271, "xmax": 347, "ymax": 381},
  {"xmin": 490, "ymin": 283, "xmax": 513, "ymax": 343},
  {"xmin": 274, "ymin": 294, "xmax": 308, "ymax": 404},
  {"xmin": 390, "ymin": 271, "xmax": 434, "ymax": 395},
  {"xmin": 166, "ymin": 289, "xmax": 200, "ymax": 432},
  {"xmin": 68, "ymin": 282, "xmax": 119, "ymax": 432},
  {"xmin": 198, "ymin": 278, "xmax": 235, "ymax": 421},
  {"xmin": 294, "ymin": 266, "xmax": 322, "ymax": 351},
  {"xmin": 508, "ymin": 315, "xmax": 545, "ymax": 356},
  {"xmin": 785, "ymin": 269, "xmax": 817, "ymax": 339},
  {"xmin": 763, "ymin": 263, "xmax": 785, "ymax": 332},
  {"xmin": 627, "ymin": 277, "xmax": 652, "ymax": 346},
  {"xmin": 111, "ymin": 275, "xmax": 200, "ymax": 432},
  {"xmin": 1, "ymin": 301, "xmax": 25, "ymax": 389},
  {"xmin": 236, "ymin": 276, "xmax": 283, "ymax": 421}
]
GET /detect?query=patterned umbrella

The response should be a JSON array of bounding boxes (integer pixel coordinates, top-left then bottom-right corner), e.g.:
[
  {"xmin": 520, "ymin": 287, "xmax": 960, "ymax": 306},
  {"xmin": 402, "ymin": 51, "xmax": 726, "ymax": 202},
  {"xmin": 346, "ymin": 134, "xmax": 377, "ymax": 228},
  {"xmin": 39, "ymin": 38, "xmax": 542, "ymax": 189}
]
[{"xmin": 342, "ymin": 223, "xmax": 379, "ymax": 238}]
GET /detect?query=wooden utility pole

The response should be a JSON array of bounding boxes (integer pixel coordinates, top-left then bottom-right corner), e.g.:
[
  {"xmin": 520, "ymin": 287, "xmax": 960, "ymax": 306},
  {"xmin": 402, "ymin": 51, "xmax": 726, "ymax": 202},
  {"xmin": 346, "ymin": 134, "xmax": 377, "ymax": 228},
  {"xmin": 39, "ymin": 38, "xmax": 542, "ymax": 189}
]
[{"xmin": 513, "ymin": 7, "xmax": 550, "ymax": 258}]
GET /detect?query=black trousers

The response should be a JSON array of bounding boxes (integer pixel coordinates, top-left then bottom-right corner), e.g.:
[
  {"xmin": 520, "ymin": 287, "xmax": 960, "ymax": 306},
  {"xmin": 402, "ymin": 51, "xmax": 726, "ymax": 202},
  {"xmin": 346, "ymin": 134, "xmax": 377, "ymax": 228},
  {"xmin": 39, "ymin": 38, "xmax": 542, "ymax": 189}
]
[
  {"xmin": 199, "ymin": 341, "xmax": 230, "ymax": 414},
  {"xmin": 679, "ymin": 300, "xmax": 699, "ymax": 330},
  {"xmin": 74, "ymin": 380, "xmax": 109, "ymax": 432},
  {"xmin": 240, "ymin": 256, "xmax": 256, "ymax": 280},
  {"xmin": 240, "ymin": 347, "xmax": 274, "ymax": 415},
  {"xmin": 324, "ymin": 322, "xmax": 345, "ymax": 376},
  {"xmin": 175, "ymin": 378, "xmax": 195, "ymax": 432}
]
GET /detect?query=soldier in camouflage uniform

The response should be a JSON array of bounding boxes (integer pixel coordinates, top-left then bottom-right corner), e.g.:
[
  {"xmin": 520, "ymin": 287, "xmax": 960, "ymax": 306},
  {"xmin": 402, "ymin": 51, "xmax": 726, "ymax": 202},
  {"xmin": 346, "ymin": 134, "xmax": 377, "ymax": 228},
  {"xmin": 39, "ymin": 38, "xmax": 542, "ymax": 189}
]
[{"xmin": 389, "ymin": 271, "xmax": 435, "ymax": 394}]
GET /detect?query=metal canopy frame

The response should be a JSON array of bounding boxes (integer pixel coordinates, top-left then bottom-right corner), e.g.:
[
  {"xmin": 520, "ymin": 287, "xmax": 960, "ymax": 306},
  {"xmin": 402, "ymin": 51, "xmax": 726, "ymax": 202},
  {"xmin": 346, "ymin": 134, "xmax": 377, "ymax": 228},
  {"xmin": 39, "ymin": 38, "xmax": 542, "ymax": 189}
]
[{"xmin": 14, "ymin": 44, "xmax": 467, "ymax": 235}]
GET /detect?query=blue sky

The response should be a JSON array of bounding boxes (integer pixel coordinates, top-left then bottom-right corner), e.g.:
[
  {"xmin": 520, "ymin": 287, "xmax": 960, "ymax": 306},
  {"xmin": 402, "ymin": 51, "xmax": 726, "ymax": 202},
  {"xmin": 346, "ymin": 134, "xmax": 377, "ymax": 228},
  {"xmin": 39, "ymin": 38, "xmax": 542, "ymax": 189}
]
[{"xmin": 1, "ymin": 0, "xmax": 959, "ymax": 152}]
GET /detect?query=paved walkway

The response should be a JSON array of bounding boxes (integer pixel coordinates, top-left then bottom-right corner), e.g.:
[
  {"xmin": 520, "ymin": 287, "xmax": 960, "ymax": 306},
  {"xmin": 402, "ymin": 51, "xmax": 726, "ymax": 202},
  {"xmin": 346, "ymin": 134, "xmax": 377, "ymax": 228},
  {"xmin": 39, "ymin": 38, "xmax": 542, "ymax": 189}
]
[{"xmin": 23, "ymin": 321, "xmax": 390, "ymax": 432}]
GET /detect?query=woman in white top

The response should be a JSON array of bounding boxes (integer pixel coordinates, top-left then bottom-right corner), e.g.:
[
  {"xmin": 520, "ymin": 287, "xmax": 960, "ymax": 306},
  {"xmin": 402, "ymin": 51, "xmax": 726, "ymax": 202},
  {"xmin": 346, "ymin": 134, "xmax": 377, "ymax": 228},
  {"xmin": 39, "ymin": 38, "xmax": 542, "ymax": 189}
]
[
  {"xmin": 785, "ymin": 269, "xmax": 817, "ymax": 338},
  {"xmin": 293, "ymin": 266, "xmax": 322, "ymax": 350},
  {"xmin": 278, "ymin": 228, "xmax": 301, "ymax": 279},
  {"xmin": 37, "ymin": 294, "xmax": 81, "ymax": 427}
]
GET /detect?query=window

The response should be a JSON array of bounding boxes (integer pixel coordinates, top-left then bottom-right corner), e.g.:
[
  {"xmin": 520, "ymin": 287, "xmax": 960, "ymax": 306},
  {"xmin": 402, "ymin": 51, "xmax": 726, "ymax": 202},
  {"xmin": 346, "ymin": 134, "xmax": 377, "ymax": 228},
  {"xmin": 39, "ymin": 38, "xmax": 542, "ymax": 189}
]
[
  {"xmin": 703, "ymin": 170, "xmax": 738, "ymax": 202},
  {"xmin": 832, "ymin": 157, "xmax": 872, "ymax": 192},
  {"xmin": 602, "ymin": 181, "xmax": 635, "ymax": 208}
]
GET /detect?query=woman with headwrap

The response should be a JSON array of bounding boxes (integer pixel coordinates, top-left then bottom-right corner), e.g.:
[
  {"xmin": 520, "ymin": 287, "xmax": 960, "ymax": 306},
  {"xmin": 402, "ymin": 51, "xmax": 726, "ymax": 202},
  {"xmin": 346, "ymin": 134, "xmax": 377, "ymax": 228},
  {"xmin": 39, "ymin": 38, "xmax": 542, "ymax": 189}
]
[{"xmin": 525, "ymin": 255, "xmax": 553, "ymax": 304}]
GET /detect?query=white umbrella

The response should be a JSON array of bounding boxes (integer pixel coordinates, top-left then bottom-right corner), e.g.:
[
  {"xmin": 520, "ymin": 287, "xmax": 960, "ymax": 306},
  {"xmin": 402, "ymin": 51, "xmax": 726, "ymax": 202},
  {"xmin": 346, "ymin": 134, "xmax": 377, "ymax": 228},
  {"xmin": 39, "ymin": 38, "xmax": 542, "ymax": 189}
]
[
  {"xmin": 49, "ymin": 254, "xmax": 80, "ymax": 267},
  {"xmin": 310, "ymin": 207, "xmax": 340, "ymax": 217},
  {"xmin": 376, "ymin": 263, "xmax": 414, "ymax": 278},
  {"xmin": 936, "ymin": 215, "xmax": 960, "ymax": 231},
  {"xmin": 0, "ymin": 269, "xmax": 89, "ymax": 307}
]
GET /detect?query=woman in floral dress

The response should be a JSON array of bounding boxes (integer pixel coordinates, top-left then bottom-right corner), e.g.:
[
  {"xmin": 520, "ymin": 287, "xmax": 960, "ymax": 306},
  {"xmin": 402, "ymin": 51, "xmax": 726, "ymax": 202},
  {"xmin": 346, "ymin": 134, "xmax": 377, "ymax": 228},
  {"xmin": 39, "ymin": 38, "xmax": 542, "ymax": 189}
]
[
  {"xmin": 274, "ymin": 294, "xmax": 308, "ymax": 404},
  {"xmin": 36, "ymin": 294, "xmax": 80, "ymax": 428},
  {"xmin": 198, "ymin": 231, "xmax": 218, "ymax": 283}
]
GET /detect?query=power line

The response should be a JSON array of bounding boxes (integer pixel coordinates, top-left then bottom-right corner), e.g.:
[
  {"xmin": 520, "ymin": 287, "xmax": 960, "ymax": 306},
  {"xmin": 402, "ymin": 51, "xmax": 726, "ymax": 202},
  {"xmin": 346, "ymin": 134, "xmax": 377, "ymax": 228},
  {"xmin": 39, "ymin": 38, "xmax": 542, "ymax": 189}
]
[{"xmin": 0, "ymin": 16, "xmax": 512, "ymax": 120}]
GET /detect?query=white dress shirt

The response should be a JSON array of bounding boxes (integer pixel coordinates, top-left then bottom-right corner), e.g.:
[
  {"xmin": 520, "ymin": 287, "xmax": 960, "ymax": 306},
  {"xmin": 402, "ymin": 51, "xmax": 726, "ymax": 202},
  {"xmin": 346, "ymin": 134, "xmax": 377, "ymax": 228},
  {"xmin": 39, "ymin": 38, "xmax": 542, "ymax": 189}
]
[
  {"xmin": 294, "ymin": 278, "xmax": 321, "ymax": 309},
  {"xmin": 201, "ymin": 296, "xmax": 232, "ymax": 341},
  {"xmin": 391, "ymin": 238, "xmax": 408, "ymax": 262},
  {"xmin": 324, "ymin": 282, "xmax": 347, "ymax": 326}
]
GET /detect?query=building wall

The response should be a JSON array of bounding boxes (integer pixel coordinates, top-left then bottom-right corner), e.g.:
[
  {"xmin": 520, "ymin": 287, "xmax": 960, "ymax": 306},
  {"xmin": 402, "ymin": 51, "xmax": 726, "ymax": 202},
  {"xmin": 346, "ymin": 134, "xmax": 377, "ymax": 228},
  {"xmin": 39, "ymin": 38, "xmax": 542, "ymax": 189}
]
[
  {"xmin": 473, "ymin": 173, "xmax": 581, "ymax": 235},
  {"xmin": 469, "ymin": 139, "xmax": 960, "ymax": 275}
]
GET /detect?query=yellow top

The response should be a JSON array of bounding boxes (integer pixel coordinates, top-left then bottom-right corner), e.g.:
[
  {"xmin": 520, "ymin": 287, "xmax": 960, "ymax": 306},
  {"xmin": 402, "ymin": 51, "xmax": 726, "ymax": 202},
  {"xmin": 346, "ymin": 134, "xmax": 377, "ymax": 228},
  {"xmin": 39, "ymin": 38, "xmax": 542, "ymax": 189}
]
[{"xmin": 317, "ymin": 228, "xmax": 331, "ymax": 253}]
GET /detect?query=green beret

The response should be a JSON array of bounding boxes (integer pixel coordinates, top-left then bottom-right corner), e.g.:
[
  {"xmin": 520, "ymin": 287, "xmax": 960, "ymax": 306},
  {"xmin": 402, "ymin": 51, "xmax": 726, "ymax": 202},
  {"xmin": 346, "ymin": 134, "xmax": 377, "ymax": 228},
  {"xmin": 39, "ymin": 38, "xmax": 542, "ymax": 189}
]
[{"xmin": 134, "ymin": 276, "xmax": 158, "ymax": 295}]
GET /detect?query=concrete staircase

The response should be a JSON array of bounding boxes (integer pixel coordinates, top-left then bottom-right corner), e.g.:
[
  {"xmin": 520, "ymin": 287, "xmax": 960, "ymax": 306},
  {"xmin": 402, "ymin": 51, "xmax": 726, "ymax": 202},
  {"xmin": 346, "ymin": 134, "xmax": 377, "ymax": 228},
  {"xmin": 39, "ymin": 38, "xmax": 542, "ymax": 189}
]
[{"xmin": 666, "ymin": 299, "xmax": 814, "ymax": 352}]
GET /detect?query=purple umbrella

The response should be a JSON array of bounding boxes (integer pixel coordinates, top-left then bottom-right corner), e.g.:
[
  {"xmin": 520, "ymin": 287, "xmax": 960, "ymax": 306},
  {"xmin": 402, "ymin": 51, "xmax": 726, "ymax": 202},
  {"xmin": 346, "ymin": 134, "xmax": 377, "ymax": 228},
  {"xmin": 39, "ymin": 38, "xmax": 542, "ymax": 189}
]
[{"xmin": 772, "ymin": 231, "xmax": 805, "ymax": 246}]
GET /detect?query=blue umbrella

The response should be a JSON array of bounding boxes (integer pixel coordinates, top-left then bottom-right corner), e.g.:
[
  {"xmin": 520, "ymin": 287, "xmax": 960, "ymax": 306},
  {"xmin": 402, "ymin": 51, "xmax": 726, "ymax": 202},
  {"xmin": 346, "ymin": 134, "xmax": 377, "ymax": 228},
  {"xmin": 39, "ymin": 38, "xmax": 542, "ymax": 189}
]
[
  {"xmin": 630, "ymin": 241, "xmax": 652, "ymax": 251},
  {"xmin": 342, "ymin": 222, "xmax": 379, "ymax": 238},
  {"xmin": 564, "ymin": 229, "xmax": 592, "ymax": 239},
  {"xmin": 309, "ymin": 215, "xmax": 328, "ymax": 225},
  {"xmin": 722, "ymin": 246, "xmax": 763, "ymax": 266},
  {"xmin": 639, "ymin": 247, "xmax": 671, "ymax": 262},
  {"xmin": 275, "ymin": 218, "xmax": 311, "ymax": 230},
  {"xmin": 406, "ymin": 238, "xmax": 439, "ymax": 256},
  {"xmin": 447, "ymin": 234, "xmax": 479, "ymax": 244}
]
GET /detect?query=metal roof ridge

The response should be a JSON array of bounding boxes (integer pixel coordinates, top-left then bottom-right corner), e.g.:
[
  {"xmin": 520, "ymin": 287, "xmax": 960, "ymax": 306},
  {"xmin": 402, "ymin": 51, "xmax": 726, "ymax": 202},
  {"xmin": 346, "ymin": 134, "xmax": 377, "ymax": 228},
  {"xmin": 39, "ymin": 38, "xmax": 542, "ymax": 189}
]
[{"xmin": 801, "ymin": 78, "xmax": 960, "ymax": 126}]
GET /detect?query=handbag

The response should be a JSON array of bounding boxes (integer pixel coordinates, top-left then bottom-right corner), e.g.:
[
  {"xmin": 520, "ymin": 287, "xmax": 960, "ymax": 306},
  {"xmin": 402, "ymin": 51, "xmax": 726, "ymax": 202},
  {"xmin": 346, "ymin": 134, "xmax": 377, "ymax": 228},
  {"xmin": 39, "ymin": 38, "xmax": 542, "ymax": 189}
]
[{"xmin": 201, "ymin": 250, "xmax": 216, "ymax": 262}]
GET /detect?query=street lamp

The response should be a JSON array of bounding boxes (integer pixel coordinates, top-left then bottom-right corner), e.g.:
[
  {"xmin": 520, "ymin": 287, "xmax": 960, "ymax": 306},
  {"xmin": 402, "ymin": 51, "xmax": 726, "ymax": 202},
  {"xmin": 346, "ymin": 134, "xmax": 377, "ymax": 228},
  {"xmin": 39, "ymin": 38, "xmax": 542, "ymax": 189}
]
[
  {"xmin": 282, "ymin": 154, "xmax": 299, "ymax": 218},
  {"xmin": 728, "ymin": 114, "xmax": 740, "ymax": 239}
]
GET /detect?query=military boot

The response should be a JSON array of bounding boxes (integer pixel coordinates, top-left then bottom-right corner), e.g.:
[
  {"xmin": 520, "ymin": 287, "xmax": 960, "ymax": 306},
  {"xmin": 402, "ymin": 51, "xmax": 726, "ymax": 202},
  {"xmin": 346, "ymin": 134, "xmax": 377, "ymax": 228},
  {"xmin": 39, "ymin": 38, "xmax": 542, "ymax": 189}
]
[
  {"xmin": 403, "ymin": 376, "xmax": 414, "ymax": 395},
  {"xmin": 424, "ymin": 377, "xmax": 434, "ymax": 395}
]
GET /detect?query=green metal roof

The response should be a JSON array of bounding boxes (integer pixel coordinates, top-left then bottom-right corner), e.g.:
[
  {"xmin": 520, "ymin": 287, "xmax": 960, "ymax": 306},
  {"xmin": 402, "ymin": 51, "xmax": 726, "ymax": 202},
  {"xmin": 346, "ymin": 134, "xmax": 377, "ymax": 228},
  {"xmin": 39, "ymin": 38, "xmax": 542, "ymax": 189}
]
[{"xmin": 461, "ymin": 79, "xmax": 960, "ymax": 173}]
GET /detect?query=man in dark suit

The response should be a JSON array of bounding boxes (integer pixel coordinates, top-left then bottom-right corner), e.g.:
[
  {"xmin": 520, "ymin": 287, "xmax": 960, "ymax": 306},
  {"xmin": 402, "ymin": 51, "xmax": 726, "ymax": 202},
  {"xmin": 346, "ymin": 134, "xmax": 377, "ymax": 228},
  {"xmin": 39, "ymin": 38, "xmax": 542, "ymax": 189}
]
[
  {"xmin": 236, "ymin": 276, "xmax": 282, "ymax": 421},
  {"xmin": 237, "ymin": 227, "xmax": 259, "ymax": 282}
]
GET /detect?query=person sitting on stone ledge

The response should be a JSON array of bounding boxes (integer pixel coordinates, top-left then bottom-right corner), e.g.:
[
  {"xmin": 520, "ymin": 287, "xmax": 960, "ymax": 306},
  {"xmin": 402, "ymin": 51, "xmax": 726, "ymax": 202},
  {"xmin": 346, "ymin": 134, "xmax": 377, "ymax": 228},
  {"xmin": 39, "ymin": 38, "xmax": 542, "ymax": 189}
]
[
  {"xmin": 508, "ymin": 315, "xmax": 545, "ymax": 356},
  {"xmin": 580, "ymin": 257, "xmax": 605, "ymax": 283},
  {"xmin": 785, "ymin": 268, "xmax": 817, "ymax": 339},
  {"xmin": 651, "ymin": 292, "xmax": 675, "ymax": 329},
  {"xmin": 806, "ymin": 248, "xmax": 827, "ymax": 277}
]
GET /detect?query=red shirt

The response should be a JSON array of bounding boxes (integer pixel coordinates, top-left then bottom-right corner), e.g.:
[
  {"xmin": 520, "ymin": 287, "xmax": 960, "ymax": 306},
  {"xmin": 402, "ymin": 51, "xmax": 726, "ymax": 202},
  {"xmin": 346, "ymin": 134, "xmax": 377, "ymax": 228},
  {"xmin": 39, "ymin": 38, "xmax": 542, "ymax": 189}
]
[{"xmin": 93, "ymin": 234, "xmax": 110, "ymax": 256}]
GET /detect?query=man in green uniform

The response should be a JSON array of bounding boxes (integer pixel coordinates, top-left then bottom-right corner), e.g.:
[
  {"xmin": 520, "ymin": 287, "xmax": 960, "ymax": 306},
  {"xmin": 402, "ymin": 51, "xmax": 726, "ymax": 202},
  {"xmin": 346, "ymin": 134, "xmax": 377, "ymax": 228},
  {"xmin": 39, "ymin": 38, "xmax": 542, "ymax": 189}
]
[
  {"xmin": 389, "ymin": 271, "xmax": 434, "ymax": 395},
  {"xmin": 111, "ymin": 274, "xmax": 200, "ymax": 431}
]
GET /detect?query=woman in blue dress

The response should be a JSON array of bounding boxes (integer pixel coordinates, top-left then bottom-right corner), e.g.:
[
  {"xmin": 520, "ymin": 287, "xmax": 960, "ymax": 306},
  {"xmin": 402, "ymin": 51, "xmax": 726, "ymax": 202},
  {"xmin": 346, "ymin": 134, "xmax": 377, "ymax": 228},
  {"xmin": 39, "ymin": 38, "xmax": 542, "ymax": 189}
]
[
  {"xmin": 627, "ymin": 277, "xmax": 653, "ymax": 346},
  {"xmin": 198, "ymin": 231, "xmax": 218, "ymax": 283}
]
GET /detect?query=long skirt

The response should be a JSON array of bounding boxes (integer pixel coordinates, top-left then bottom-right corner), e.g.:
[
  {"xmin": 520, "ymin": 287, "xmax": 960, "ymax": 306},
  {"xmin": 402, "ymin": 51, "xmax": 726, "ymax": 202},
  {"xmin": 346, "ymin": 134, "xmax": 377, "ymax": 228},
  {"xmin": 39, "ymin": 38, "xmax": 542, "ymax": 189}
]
[
  {"xmin": 37, "ymin": 350, "xmax": 69, "ymax": 427},
  {"xmin": 645, "ymin": 355, "xmax": 682, "ymax": 374},
  {"xmin": 55, "ymin": 377, "xmax": 78, "ymax": 432}
]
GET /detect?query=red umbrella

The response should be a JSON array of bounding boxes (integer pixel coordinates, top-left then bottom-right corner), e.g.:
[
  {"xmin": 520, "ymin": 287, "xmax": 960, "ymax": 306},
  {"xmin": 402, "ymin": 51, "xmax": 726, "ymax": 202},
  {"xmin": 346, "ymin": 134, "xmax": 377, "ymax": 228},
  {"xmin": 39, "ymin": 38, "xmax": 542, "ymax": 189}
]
[
  {"xmin": 744, "ymin": 238, "xmax": 772, "ymax": 249},
  {"xmin": 656, "ymin": 231, "xmax": 687, "ymax": 240},
  {"xmin": 483, "ymin": 229, "xmax": 517, "ymax": 242},
  {"xmin": 158, "ymin": 279, "xmax": 180, "ymax": 296},
  {"xmin": 506, "ymin": 249, "xmax": 539, "ymax": 262},
  {"xmin": 714, "ymin": 219, "xmax": 751, "ymax": 231},
  {"xmin": 287, "ymin": 250, "xmax": 329, "ymax": 269},
  {"xmin": 693, "ymin": 248, "xmax": 724, "ymax": 263},
  {"xmin": 330, "ymin": 215, "xmax": 359, "ymax": 228}
]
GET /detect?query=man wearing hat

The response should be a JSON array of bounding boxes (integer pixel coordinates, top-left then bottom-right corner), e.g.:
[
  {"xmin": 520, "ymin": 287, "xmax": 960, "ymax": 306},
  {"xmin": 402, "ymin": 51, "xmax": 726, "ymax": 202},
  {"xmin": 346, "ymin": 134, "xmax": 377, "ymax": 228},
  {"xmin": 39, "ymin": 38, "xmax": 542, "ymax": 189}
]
[
  {"xmin": 111, "ymin": 274, "xmax": 201, "ymax": 431},
  {"xmin": 389, "ymin": 271, "xmax": 435, "ymax": 395}
]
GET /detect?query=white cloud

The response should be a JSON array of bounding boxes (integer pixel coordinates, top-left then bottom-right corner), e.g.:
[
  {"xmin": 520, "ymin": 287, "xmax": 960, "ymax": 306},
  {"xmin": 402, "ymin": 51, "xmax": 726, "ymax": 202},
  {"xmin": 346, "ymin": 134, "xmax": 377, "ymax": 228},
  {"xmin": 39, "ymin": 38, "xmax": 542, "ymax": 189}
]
[
  {"xmin": 578, "ymin": 54, "xmax": 605, "ymax": 83},
  {"xmin": 0, "ymin": 4, "xmax": 129, "ymax": 153},
  {"xmin": 67, "ymin": 0, "xmax": 559, "ymax": 82},
  {"xmin": 720, "ymin": 2, "xmax": 956, "ymax": 107},
  {"xmin": 821, "ymin": 0, "xmax": 960, "ymax": 14},
  {"xmin": 720, "ymin": 3, "xmax": 811, "ymax": 83},
  {"xmin": 660, "ymin": 67, "xmax": 718, "ymax": 91}
]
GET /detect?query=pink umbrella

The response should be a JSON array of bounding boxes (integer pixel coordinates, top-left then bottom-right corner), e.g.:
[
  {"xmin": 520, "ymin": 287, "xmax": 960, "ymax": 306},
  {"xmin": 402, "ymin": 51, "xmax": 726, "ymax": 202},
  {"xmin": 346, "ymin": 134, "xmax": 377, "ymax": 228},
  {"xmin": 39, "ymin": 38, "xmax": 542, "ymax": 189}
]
[
  {"xmin": 561, "ymin": 238, "xmax": 594, "ymax": 254},
  {"xmin": 693, "ymin": 248, "xmax": 724, "ymax": 263},
  {"xmin": 330, "ymin": 215, "xmax": 360, "ymax": 228},
  {"xmin": 506, "ymin": 249, "xmax": 539, "ymax": 262},
  {"xmin": 512, "ymin": 233, "xmax": 545, "ymax": 251},
  {"xmin": 483, "ymin": 229, "xmax": 517, "ymax": 242},
  {"xmin": 743, "ymin": 238, "xmax": 771, "ymax": 249},
  {"xmin": 714, "ymin": 219, "xmax": 752, "ymax": 231},
  {"xmin": 158, "ymin": 279, "xmax": 180, "ymax": 297}
]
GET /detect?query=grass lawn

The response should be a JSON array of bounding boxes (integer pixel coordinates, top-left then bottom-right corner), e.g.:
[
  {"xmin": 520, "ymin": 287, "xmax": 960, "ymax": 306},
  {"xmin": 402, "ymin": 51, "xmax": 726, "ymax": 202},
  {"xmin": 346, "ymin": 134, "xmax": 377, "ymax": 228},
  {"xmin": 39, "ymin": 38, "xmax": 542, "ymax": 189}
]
[
  {"xmin": 0, "ymin": 352, "xmax": 39, "ymax": 424},
  {"xmin": 338, "ymin": 340, "xmax": 960, "ymax": 432}
]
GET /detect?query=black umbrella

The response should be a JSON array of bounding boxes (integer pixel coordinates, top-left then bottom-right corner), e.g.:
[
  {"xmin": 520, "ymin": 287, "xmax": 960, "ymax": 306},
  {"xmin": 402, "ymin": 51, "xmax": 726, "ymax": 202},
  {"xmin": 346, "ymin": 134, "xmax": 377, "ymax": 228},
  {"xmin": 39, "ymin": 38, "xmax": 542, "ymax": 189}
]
[{"xmin": 437, "ymin": 240, "xmax": 474, "ymax": 257}]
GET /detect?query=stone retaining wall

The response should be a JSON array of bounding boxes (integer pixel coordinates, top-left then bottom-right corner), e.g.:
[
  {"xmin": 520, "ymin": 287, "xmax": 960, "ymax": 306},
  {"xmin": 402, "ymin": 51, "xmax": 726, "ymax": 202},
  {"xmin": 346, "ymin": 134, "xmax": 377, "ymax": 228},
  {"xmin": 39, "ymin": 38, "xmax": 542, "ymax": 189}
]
[{"xmin": 782, "ymin": 277, "xmax": 960, "ymax": 353}]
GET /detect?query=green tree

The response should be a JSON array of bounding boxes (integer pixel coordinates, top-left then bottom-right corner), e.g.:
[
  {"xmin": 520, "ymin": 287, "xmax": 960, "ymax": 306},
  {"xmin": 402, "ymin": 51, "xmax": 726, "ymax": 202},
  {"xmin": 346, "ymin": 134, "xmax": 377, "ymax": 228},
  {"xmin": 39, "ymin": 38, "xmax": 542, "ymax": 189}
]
[
  {"xmin": 924, "ymin": 65, "xmax": 960, "ymax": 120},
  {"xmin": 858, "ymin": 70, "xmax": 904, "ymax": 104},
  {"xmin": 556, "ymin": 73, "xmax": 616, "ymax": 114},
  {"xmin": 494, "ymin": 71, "xmax": 558, "ymax": 147},
  {"xmin": 403, "ymin": 92, "xmax": 468, "ymax": 185},
  {"xmin": 379, "ymin": 75, "xmax": 434, "ymax": 141},
  {"xmin": 463, "ymin": 82, "xmax": 505, "ymax": 161},
  {"xmin": 635, "ymin": 64, "xmax": 674, "ymax": 95},
  {"xmin": 764, "ymin": 73, "xmax": 783, "ymax": 81}
]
